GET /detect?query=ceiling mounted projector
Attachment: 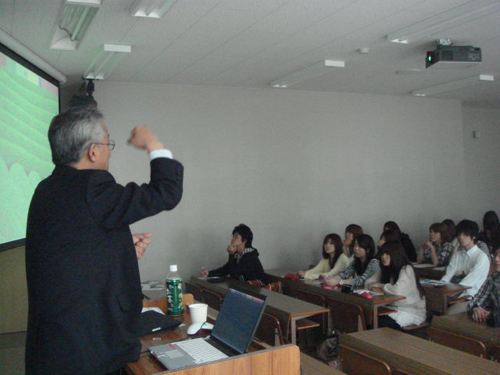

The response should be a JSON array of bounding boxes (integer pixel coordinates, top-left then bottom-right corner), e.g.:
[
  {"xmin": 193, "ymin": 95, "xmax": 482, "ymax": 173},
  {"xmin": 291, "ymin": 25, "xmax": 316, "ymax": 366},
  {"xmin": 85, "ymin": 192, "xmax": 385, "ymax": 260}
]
[{"xmin": 426, "ymin": 44, "xmax": 482, "ymax": 69}]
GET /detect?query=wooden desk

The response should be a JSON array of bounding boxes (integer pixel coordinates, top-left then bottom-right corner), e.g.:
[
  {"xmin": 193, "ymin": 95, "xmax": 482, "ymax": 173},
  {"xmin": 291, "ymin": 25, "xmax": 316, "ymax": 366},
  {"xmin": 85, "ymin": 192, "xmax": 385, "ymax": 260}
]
[
  {"xmin": 413, "ymin": 264, "xmax": 446, "ymax": 280},
  {"xmin": 127, "ymin": 299, "xmax": 301, "ymax": 375},
  {"xmin": 432, "ymin": 312, "xmax": 500, "ymax": 355},
  {"xmin": 422, "ymin": 282, "xmax": 470, "ymax": 315},
  {"xmin": 190, "ymin": 277, "xmax": 329, "ymax": 345},
  {"xmin": 265, "ymin": 269, "xmax": 405, "ymax": 328},
  {"xmin": 340, "ymin": 327, "xmax": 500, "ymax": 375}
]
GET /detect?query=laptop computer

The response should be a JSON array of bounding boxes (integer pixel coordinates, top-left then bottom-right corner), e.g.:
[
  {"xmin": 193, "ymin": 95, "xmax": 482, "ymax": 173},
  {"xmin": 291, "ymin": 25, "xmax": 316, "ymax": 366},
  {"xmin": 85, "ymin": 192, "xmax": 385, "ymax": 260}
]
[{"xmin": 149, "ymin": 285, "xmax": 267, "ymax": 370}]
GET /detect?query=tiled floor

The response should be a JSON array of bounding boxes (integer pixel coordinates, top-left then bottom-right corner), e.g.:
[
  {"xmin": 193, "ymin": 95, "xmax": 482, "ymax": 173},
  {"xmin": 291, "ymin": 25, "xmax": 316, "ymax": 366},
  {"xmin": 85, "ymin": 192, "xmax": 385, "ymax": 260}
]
[{"xmin": 0, "ymin": 331, "xmax": 26, "ymax": 375}]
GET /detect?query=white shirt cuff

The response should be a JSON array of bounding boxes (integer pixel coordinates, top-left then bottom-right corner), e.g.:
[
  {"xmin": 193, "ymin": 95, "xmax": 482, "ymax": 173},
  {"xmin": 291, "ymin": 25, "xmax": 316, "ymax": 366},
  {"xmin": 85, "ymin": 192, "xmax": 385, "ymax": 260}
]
[{"xmin": 149, "ymin": 149, "xmax": 172, "ymax": 160}]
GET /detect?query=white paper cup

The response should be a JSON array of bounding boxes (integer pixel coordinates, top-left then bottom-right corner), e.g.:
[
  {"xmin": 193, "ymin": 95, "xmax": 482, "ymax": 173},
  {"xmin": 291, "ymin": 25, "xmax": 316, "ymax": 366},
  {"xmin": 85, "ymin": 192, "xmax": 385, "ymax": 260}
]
[{"xmin": 189, "ymin": 303, "xmax": 208, "ymax": 324}]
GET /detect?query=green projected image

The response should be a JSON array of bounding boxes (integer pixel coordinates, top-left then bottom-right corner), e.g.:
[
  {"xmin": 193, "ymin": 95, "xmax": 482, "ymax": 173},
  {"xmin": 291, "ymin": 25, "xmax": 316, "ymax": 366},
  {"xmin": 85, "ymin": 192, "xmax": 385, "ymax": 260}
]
[{"xmin": 0, "ymin": 49, "xmax": 59, "ymax": 247}]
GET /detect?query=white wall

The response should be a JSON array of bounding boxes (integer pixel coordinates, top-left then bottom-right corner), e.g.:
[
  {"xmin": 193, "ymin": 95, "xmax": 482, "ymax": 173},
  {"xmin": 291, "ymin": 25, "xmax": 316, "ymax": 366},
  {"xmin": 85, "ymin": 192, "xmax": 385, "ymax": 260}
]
[
  {"xmin": 94, "ymin": 82, "xmax": 466, "ymax": 282},
  {"xmin": 462, "ymin": 107, "xmax": 500, "ymax": 223}
]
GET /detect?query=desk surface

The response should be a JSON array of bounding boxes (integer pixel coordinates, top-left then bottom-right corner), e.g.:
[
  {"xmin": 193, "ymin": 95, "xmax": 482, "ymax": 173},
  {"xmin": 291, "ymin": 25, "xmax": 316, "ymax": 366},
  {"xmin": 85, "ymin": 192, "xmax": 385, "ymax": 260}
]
[
  {"xmin": 191, "ymin": 276, "xmax": 328, "ymax": 316},
  {"xmin": 126, "ymin": 298, "xmax": 320, "ymax": 375},
  {"xmin": 422, "ymin": 282, "xmax": 471, "ymax": 314},
  {"xmin": 432, "ymin": 312, "xmax": 500, "ymax": 349},
  {"xmin": 413, "ymin": 264, "xmax": 446, "ymax": 280},
  {"xmin": 265, "ymin": 268, "xmax": 405, "ymax": 327},
  {"xmin": 341, "ymin": 327, "xmax": 500, "ymax": 375}
]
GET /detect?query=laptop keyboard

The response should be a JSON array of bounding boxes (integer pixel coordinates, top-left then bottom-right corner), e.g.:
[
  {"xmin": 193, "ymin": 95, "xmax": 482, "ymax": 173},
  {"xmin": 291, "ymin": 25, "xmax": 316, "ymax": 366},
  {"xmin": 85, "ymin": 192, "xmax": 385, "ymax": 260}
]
[{"xmin": 176, "ymin": 338, "xmax": 228, "ymax": 364}]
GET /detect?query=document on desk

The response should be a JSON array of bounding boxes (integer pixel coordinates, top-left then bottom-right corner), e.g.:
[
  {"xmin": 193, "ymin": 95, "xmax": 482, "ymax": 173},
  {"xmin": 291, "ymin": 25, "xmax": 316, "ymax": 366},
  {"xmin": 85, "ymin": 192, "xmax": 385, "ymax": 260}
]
[
  {"xmin": 412, "ymin": 263, "xmax": 436, "ymax": 268},
  {"xmin": 420, "ymin": 279, "xmax": 447, "ymax": 286}
]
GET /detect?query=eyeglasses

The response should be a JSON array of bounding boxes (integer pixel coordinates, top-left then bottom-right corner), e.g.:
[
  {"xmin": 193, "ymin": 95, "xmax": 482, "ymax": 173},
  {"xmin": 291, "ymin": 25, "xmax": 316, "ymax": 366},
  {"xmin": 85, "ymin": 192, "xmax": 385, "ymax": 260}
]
[{"xmin": 95, "ymin": 139, "xmax": 116, "ymax": 150}]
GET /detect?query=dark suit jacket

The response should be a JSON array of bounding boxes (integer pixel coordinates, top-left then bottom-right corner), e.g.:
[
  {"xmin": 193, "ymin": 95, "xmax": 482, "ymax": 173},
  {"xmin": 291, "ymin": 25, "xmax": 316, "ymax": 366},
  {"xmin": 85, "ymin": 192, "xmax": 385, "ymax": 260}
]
[{"xmin": 25, "ymin": 157, "xmax": 183, "ymax": 375}]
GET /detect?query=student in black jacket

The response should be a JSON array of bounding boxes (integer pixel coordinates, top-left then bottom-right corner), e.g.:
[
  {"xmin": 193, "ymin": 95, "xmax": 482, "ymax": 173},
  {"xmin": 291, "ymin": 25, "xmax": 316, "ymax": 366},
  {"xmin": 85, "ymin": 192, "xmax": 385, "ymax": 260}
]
[
  {"xmin": 201, "ymin": 224, "xmax": 267, "ymax": 283},
  {"xmin": 383, "ymin": 221, "xmax": 417, "ymax": 262}
]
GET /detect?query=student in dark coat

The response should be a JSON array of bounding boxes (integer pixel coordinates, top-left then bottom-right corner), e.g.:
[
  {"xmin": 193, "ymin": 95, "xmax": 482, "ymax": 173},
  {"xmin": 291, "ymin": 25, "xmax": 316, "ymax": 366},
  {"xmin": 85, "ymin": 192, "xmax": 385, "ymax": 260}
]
[
  {"xmin": 25, "ymin": 107, "xmax": 183, "ymax": 375},
  {"xmin": 201, "ymin": 224, "xmax": 267, "ymax": 283},
  {"xmin": 383, "ymin": 221, "xmax": 417, "ymax": 262}
]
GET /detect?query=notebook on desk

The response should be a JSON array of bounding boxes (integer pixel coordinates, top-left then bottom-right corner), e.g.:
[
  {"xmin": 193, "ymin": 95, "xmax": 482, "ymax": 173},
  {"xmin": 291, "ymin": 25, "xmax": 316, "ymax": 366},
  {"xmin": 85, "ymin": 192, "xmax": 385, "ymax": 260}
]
[{"xmin": 149, "ymin": 286, "xmax": 267, "ymax": 370}]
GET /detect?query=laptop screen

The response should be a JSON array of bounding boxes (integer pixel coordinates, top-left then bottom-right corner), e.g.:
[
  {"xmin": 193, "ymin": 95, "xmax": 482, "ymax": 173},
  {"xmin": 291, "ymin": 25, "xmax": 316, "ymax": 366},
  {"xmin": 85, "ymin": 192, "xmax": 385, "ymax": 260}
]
[{"xmin": 211, "ymin": 286, "xmax": 267, "ymax": 354}]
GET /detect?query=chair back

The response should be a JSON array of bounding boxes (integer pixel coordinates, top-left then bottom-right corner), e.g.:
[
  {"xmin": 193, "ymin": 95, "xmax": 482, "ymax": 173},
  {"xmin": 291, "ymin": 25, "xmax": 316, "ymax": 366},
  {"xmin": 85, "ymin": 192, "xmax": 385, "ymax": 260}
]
[
  {"xmin": 255, "ymin": 313, "xmax": 285, "ymax": 346},
  {"xmin": 296, "ymin": 288, "xmax": 326, "ymax": 326},
  {"xmin": 339, "ymin": 344, "xmax": 391, "ymax": 375},
  {"xmin": 296, "ymin": 288, "xmax": 326, "ymax": 306},
  {"xmin": 326, "ymin": 297, "xmax": 366, "ymax": 333},
  {"xmin": 426, "ymin": 326, "xmax": 488, "ymax": 358},
  {"xmin": 201, "ymin": 289, "xmax": 224, "ymax": 311},
  {"xmin": 185, "ymin": 281, "xmax": 203, "ymax": 302},
  {"xmin": 393, "ymin": 369, "xmax": 414, "ymax": 375}
]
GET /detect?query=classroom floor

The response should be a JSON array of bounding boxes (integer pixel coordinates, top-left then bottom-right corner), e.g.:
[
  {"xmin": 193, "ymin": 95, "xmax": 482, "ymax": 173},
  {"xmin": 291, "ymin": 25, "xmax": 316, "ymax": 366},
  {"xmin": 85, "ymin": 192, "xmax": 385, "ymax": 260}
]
[{"xmin": 0, "ymin": 331, "xmax": 26, "ymax": 375}]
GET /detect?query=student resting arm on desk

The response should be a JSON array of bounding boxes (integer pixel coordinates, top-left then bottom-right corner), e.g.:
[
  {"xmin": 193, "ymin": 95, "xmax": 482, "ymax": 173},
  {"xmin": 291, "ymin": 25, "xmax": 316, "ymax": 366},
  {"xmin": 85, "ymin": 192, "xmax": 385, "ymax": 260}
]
[
  {"xmin": 324, "ymin": 234, "xmax": 380, "ymax": 288},
  {"xmin": 200, "ymin": 224, "xmax": 267, "ymax": 283},
  {"xmin": 297, "ymin": 233, "xmax": 350, "ymax": 279},
  {"xmin": 417, "ymin": 223, "xmax": 454, "ymax": 267},
  {"xmin": 440, "ymin": 220, "xmax": 490, "ymax": 314},
  {"xmin": 369, "ymin": 241, "xmax": 426, "ymax": 329},
  {"xmin": 467, "ymin": 245, "xmax": 500, "ymax": 327}
]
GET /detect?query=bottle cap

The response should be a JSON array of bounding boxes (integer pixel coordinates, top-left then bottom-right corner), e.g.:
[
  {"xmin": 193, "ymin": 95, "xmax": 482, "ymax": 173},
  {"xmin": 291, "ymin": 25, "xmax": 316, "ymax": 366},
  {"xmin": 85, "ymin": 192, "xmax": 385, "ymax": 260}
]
[{"xmin": 170, "ymin": 265, "xmax": 178, "ymax": 272}]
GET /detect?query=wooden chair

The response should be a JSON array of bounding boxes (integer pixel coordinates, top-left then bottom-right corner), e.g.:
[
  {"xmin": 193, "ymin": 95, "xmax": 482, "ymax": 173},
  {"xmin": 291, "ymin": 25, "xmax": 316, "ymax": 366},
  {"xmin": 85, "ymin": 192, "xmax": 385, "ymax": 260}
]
[
  {"xmin": 185, "ymin": 281, "xmax": 203, "ymax": 302},
  {"xmin": 326, "ymin": 297, "xmax": 366, "ymax": 333},
  {"xmin": 255, "ymin": 313, "xmax": 286, "ymax": 346},
  {"xmin": 426, "ymin": 326, "xmax": 488, "ymax": 357},
  {"xmin": 339, "ymin": 344, "xmax": 391, "ymax": 375},
  {"xmin": 201, "ymin": 288, "xmax": 224, "ymax": 311},
  {"xmin": 295, "ymin": 288, "xmax": 327, "ymax": 330},
  {"xmin": 392, "ymin": 369, "xmax": 414, "ymax": 375}
]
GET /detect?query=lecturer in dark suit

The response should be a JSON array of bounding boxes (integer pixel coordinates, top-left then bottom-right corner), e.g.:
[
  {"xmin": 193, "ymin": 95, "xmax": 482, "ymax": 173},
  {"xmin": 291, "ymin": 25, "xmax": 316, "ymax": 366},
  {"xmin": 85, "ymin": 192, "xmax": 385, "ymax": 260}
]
[{"xmin": 25, "ymin": 106, "xmax": 183, "ymax": 375}]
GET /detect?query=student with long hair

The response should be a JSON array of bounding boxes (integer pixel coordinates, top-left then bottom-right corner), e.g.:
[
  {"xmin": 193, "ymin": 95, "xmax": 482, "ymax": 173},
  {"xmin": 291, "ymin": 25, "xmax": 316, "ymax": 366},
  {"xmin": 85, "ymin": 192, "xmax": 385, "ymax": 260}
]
[
  {"xmin": 324, "ymin": 234, "xmax": 380, "ymax": 288},
  {"xmin": 479, "ymin": 210, "xmax": 500, "ymax": 253},
  {"xmin": 298, "ymin": 233, "xmax": 350, "ymax": 279},
  {"xmin": 342, "ymin": 224, "xmax": 364, "ymax": 258},
  {"xmin": 368, "ymin": 241, "xmax": 426, "ymax": 329},
  {"xmin": 377, "ymin": 229, "xmax": 400, "ymax": 255},
  {"xmin": 383, "ymin": 221, "xmax": 417, "ymax": 262},
  {"xmin": 417, "ymin": 223, "xmax": 453, "ymax": 267}
]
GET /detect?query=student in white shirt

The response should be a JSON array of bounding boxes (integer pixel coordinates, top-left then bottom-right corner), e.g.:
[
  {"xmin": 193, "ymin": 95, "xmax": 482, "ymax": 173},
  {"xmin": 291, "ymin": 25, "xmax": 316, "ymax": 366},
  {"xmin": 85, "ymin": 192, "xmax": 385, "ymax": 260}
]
[{"xmin": 441, "ymin": 219, "xmax": 490, "ymax": 314}]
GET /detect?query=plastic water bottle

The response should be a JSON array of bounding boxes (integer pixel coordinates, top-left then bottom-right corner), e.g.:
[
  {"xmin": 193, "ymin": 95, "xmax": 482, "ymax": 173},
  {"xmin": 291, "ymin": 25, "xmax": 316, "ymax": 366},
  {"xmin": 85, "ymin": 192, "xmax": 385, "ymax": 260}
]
[{"xmin": 166, "ymin": 264, "xmax": 183, "ymax": 315}]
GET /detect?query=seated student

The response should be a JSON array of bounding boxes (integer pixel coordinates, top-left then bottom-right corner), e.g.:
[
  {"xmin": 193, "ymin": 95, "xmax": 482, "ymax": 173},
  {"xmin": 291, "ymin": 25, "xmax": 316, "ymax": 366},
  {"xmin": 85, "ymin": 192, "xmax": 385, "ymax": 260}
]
[
  {"xmin": 442, "ymin": 219, "xmax": 458, "ymax": 249},
  {"xmin": 417, "ymin": 223, "xmax": 454, "ymax": 267},
  {"xmin": 468, "ymin": 243, "xmax": 500, "ymax": 327},
  {"xmin": 368, "ymin": 241, "xmax": 426, "ymax": 329},
  {"xmin": 200, "ymin": 224, "xmax": 267, "ymax": 283},
  {"xmin": 441, "ymin": 220, "xmax": 490, "ymax": 314},
  {"xmin": 297, "ymin": 233, "xmax": 350, "ymax": 279},
  {"xmin": 324, "ymin": 234, "xmax": 380, "ymax": 288},
  {"xmin": 383, "ymin": 221, "xmax": 417, "ymax": 262},
  {"xmin": 377, "ymin": 229, "xmax": 400, "ymax": 256},
  {"xmin": 342, "ymin": 224, "xmax": 363, "ymax": 259},
  {"xmin": 479, "ymin": 210, "xmax": 500, "ymax": 253}
]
